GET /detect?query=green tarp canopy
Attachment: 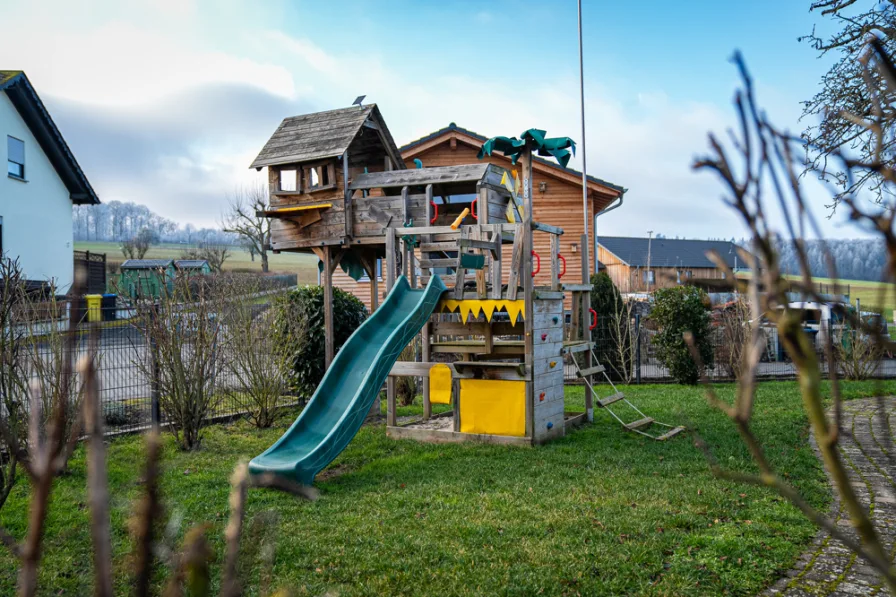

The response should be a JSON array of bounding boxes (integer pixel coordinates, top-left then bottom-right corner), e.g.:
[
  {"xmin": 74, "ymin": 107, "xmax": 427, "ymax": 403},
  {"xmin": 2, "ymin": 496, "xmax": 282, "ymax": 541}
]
[
  {"xmin": 477, "ymin": 128, "xmax": 576, "ymax": 168},
  {"xmin": 317, "ymin": 252, "xmax": 367, "ymax": 281}
]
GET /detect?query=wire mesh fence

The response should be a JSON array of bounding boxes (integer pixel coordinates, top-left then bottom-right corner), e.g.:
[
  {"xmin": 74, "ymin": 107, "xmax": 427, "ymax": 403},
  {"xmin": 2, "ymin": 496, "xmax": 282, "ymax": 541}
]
[
  {"xmin": 20, "ymin": 300, "xmax": 300, "ymax": 436},
  {"xmin": 565, "ymin": 314, "xmax": 896, "ymax": 383}
]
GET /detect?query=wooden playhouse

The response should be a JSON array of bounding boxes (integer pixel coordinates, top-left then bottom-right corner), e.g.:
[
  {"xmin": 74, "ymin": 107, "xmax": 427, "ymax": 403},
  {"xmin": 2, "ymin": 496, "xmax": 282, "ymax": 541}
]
[{"xmin": 250, "ymin": 104, "xmax": 680, "ymax": 446}]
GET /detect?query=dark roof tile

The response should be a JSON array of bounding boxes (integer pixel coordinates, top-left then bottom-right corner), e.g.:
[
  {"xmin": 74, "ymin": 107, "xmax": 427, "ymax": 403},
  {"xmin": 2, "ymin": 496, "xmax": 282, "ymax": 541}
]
[
  {"xmin": 400, "ymin": 123, "xmax": 626, "ymax": 194},
  {"xmin": 599, "ymin": 236, "xmax": 743, "ymax": 268}
]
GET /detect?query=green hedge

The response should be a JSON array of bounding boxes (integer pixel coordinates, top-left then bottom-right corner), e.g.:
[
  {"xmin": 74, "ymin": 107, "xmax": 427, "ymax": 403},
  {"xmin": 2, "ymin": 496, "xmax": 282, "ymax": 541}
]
[{"xmin": 272, "ymin": 285, "xmax": 368, "ymax": 397}]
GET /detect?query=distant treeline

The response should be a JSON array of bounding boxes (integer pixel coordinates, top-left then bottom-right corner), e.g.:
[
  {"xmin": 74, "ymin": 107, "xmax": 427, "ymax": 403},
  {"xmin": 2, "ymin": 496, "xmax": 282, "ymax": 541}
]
[
  {"xmin": 73, "ymin": 201, "xmax": 236, "ymax": 246},
  {"xmin": 774, "ymin": 238, "xmax": 888, "ymax": 282}
]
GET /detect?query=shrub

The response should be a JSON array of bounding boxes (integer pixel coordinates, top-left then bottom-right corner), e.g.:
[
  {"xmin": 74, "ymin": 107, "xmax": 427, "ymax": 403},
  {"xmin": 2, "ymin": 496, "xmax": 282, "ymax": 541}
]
[
  {"xmin": 134, "ymin": 275, "xmax": 226, "ymax": 450},
  {"xmin": 715, "ymin": 298, "xmax": 752, "ymax": 379},
  {"xmin": 395, "ymin": 338, "xmax": 420, "ymax": 406},
  {"xmin": 650, "ymin": 286, "xmax": 713, "ymax": 384},
  {"xmin": 222, "ymin": 278, "xmax": 297, "ymax": 428},
  {"xmin": 272, "ymin": 285, "xmax": 367, "ymax": 398}
]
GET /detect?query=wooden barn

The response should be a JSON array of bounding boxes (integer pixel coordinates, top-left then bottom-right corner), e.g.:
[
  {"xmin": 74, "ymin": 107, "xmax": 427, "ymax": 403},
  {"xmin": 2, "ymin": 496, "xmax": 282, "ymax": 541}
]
[
  {"xmin": 331, "ymin": 123, "xmax": 626, "ymax": 311},
  {"xmin": 597, "ymin": 236, "xmax": 743, "ymax": 293}
]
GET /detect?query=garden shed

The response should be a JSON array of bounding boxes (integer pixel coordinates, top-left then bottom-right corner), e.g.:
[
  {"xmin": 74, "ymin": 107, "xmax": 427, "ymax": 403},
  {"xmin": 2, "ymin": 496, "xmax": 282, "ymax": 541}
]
[{"xmin": 119, "ymin": 259, "xmax": 175, "ymax": 300}]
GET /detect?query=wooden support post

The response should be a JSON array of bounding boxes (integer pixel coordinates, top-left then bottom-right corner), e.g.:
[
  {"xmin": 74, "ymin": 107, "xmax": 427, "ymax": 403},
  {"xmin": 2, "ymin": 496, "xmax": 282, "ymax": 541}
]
[
  {"xmin": 323, "ymin": 245, "xmax": 335, "ymax": 368},
  {"xmin": 342, "ymin": 150, "xmax": 352, "ymax": 239},
  {"xmin": 490, "ymin": 230, "xmax": 503, "ymax": 299},
  {"xmin": 507, "ymin": 229, "xmax": 524, "ymax": 300},
  {"xmin": 581, "ymin": 232, "xmax": 593, "ymax": 421},
  {"xmin": 385, "ymin": 229, "xmax": 397, "ymax": 425},
  {"xmin": 424, "ymin": 184, "xmax": 434, "ymax": 244},
  {"xmin": 550, "ymin": 234, "xmax": 560, "ymax": 291},
  {"xmin": 359, "ymin": 252, "xmax": 379, "ymax": 313},
  {"xmin": 422, "ymin": 318, "xmax": 432, "ymax": 420},
  {"xmin": 473, "ymin": 226, "xmax": 486, "ymax": 298},
  {"xmin": 385, "ymin": 228, "xmax": 396, "ymax": 294},
  {"xmin": 453, "ymin": 228, "xmax": 468, "ymax": 299},
  {"xmin": 521, "ymin": 148, "xmax": 535, "ymax": 441}
]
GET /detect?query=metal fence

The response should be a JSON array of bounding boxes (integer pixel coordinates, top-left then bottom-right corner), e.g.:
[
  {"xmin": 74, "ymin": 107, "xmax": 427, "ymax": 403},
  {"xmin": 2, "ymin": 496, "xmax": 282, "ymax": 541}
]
[
  {"xmin": 565, "ymin": 315, "xmax": 896, "ymax": 383},
  {"xmin": 21, "ymin": 301, "xmax": 296, "ymax": 435}
]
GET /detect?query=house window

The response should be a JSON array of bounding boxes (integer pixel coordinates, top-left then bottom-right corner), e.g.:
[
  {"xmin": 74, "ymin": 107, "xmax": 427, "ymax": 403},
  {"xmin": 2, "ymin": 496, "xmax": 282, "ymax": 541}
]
[
  {"xmin": 279, "ymin": 169, "xmax": 297, "ymax": 192},
  {"xmin": 376, "ymin": 258, "xmax": 382, "ymax": 280},
  {"xmin": 7, "ymin": 136, "xmax": 24, "ymax": 179},
  {"xmin": 686, "ymin": 270, "xmax": 692, "ymax": 279},
  {"xmin": 642, "ymin": 270, "xmax": 655, "ymax": 284}
]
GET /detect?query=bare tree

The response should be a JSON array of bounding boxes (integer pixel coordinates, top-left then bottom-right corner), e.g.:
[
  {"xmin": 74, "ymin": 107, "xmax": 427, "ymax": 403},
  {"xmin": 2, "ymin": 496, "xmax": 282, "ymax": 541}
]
[
  {"xmin": 221, "ymin": 278, "xmax": 296, "ymax": 428},
  {"xmin": 222, "ymin": 185, "xmax": 270, "ymax": 273},
  {"xmin": 0, "ymin": 258, "xmax": 28, "ymax": 513},
  {"xmin": 121, "ymin": 228, "xmax": 155, "ymax": 260},
  {"xmin": 800, "ymin": 0, "xmax": 896, "ymax": 205},
  {"xmin": 134, "ymin": 275, "xmax": 227, "ymax": 450},
  {"xmin": 692, "ymin": 45, "xmax": 896, "ymax": 593},
  {"xmin": 180, "ymin": 243, "xmax": 230, "ymax": 273}
]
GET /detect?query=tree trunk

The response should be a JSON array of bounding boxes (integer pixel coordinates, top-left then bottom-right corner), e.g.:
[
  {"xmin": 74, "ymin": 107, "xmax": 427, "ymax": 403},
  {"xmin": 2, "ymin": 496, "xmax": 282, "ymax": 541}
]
[{"xmin": 261, "ymin": 250, "xmax": 269, "ymax": 273}]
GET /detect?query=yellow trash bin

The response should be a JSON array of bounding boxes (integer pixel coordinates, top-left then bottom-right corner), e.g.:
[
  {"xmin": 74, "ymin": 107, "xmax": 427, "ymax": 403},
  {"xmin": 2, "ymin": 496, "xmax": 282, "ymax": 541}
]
[{"xmin": 85, "ymin": 294, "xmax": 102, "ymax": 323}]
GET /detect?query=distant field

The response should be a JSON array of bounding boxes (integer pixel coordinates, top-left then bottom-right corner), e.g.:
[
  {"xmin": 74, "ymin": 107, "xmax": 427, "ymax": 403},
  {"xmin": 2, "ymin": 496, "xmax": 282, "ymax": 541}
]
[
  {"xmin": 737, "ymin": 273, "xmax": 896, "ymax": 320},
  {"xmin": 75, "ymin": 241, "xmax": 319, "ymax": 285}
]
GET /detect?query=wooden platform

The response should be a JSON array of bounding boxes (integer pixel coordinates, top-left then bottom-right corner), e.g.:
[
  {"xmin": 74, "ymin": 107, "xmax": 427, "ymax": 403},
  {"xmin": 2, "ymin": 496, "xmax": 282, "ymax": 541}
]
[{"xmin": 387, "ymin": 411, "xmax": 588, "ymax": 445}]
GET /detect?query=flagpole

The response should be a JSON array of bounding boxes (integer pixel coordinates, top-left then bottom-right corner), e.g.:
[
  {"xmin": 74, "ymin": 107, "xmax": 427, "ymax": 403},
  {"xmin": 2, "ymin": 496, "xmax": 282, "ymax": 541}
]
[{"xmin": 577, "ymin": 0, "xmax": 589, "ymax": 276}]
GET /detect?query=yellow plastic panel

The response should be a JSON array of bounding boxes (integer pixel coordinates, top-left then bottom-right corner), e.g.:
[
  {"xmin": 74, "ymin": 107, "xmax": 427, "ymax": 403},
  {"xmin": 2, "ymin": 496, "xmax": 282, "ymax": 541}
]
[
  {"xmin": 429, "ymin": 364, "xmax": 452, "ymax": 405},
  {"xmin": 459, "ymin": 379, "xmax": 526, "ymax": 437}
]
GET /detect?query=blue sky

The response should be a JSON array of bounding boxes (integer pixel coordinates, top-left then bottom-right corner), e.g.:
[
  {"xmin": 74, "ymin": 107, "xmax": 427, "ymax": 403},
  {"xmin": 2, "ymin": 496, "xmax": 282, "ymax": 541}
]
[{"xmin": 1, "ymin": 0, "xmax": 862, "ymax": 239}]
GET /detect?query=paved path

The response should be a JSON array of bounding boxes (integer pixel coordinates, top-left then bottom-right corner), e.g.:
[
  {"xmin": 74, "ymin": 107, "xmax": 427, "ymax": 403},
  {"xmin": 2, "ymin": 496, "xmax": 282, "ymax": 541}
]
[{"xmin": 764, "ymin": 397, "xmax": 896, "ymax": 596}]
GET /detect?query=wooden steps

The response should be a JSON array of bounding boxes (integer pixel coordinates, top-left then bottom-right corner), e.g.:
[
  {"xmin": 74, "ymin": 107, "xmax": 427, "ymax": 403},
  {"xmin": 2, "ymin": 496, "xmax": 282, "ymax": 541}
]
[
  {"xmin": 655, "ymin": 427, "xmax": 686, "ymax": 441},
  {"xmin": 625, "ymin": 417, "xmax": 654, "ymax": 431},
  {"xmin": 420, "ymin": 242, "xmax": 459, "ymax": 252},
  {"xmin": 419, "ymin": 258, "xmax": 458, "ymax": 269},
  {"xmin": 576, "ymin": 365, "xmax": 605, "ymax": 378},
  {"xmin": 562, "ymin": 340, "xmax": 594, "ymax": 355},
  {"xmin": 597, "ymin": 392, "xmax": 625, "ymax": 407}
]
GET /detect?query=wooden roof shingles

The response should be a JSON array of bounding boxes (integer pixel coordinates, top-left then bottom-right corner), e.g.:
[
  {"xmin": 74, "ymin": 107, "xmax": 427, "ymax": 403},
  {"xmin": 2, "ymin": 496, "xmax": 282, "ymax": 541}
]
[{"xmin": 249, "ymin": 104, "xmax": 403, "ymax": 169}]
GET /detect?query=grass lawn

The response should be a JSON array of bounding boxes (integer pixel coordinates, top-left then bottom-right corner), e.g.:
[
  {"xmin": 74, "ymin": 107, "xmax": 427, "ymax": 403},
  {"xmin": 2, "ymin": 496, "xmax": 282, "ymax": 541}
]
[
  {"xmin": 2, "ymin": 381, "xmax": 891, "ymax": 596},
  {"xmin": 75, "ymin": 241, "xmax": 319, "ymax": 284}
]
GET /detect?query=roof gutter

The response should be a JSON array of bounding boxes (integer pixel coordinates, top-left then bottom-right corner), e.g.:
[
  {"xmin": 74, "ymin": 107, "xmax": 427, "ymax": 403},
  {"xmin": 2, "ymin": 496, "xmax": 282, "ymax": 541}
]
[{"xmin": 593, "ymin": 188, "xmax": 626, "ymax": 275}]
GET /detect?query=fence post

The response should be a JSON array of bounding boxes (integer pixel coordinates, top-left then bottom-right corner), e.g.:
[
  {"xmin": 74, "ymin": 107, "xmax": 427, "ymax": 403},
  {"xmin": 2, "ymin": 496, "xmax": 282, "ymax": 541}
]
[
  {"xmin": 635, "ymin": 313, "xmax": 642, "ymax": 385},
  {"xmin": 149, "ymin": 304, "xmax": 161, "ymax": 428}
]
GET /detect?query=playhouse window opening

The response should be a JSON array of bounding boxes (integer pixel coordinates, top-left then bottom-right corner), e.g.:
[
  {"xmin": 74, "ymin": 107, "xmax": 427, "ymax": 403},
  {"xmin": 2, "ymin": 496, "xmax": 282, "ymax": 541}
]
[{"xmin": 280, "ymin": 169, "xmax": 297, "ymax": 192}]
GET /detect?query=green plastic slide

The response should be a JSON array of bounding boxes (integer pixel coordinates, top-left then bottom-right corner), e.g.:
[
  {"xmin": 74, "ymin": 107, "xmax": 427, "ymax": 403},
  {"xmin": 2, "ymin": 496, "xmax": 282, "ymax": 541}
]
[{"xmin": 249, "ymin": 274, "xmax": 446, "ymax": 486}]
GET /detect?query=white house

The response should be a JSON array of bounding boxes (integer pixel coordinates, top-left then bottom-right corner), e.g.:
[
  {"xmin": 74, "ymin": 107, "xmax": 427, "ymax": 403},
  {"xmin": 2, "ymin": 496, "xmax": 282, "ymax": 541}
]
[{"xmin": 0, "ymin": 71, "xmax": 99, "ymax": 293}]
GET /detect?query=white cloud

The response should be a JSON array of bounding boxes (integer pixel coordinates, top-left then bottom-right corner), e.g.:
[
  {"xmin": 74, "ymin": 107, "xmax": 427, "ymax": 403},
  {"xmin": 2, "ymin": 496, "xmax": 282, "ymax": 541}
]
[{"xmin": 0, "ymin": 21, "xmax": 294, "ymax": 107}]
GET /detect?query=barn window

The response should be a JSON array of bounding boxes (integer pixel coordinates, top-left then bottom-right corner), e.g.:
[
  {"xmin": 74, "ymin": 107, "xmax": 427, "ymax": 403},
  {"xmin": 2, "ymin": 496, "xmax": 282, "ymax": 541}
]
[
  {"xmin": 279, "ymin": 169, "xmax": 298, "ymax": 192},
  {"xmin": 7, "ymin": 136, "xmax": 24, "ymax": 180}
]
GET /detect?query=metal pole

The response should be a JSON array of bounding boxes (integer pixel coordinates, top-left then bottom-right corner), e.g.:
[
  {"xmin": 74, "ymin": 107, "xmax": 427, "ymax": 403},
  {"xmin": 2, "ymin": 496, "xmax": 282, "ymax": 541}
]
[
  {"xmin": 635, "ymin": 313, "xmax": 642, "ymax": 384},
  {"xmin": 646, "ymin": 230, "xmax": 653, "ymax": 293},
  {"xmin": 577, "ymin": 0, "xmax": 589, "ymax": 275}
]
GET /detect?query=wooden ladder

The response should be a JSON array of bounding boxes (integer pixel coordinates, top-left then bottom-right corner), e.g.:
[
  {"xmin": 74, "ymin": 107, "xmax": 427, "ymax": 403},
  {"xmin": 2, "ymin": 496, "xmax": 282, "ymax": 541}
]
[{"xmin": 574, "ymin": 348, "xmax": 685, "ymax": 441}]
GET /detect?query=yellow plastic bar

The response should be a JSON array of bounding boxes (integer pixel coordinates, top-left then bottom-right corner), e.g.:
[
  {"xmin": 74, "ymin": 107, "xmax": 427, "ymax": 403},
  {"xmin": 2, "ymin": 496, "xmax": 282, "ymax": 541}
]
[
  {"xmin": 450, "ymin": 208, "xmax": 471, "ymax": 230},
  {"xmin": 265, "ymin": 203, "xmax": 332, "ymax": 216}
]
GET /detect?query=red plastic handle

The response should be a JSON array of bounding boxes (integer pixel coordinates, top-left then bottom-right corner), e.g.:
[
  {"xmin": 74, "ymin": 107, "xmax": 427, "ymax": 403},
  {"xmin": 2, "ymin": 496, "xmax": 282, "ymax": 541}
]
[
  {"xmin": 558, "ymin": 253, "xmax": 566, "ymax": 279},
  {"xmin": 471, "ymin": 198, "xmax": 478, "ymax": 221},
  {"xmin": 531, "ymin": 250, "xmax": 540, "ymax": 277},
  {"xmin": 589, "ymin": 308, "xmax": 597, "ymax": 330},
  {"xmin": 430, "ymin": 201, "xmax": 438, "ymax": 225}
]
